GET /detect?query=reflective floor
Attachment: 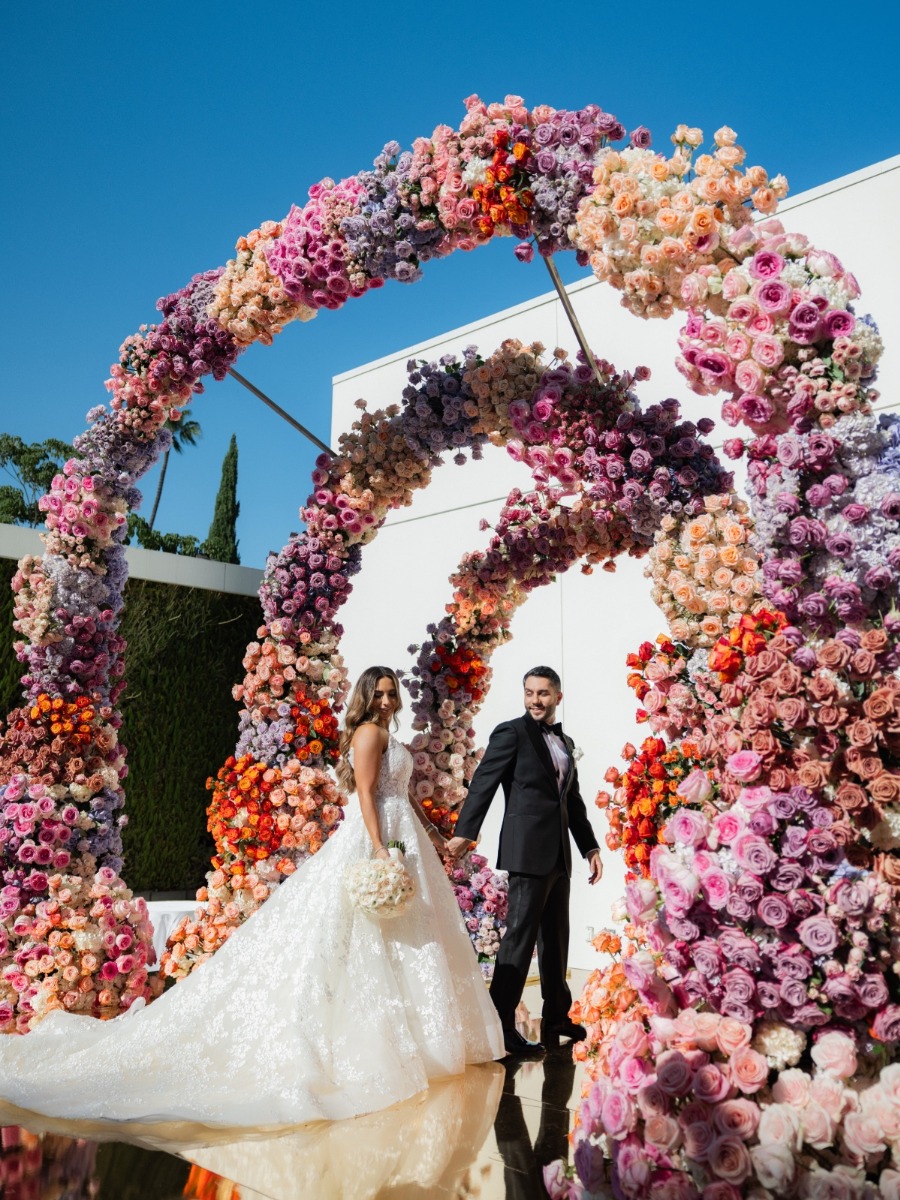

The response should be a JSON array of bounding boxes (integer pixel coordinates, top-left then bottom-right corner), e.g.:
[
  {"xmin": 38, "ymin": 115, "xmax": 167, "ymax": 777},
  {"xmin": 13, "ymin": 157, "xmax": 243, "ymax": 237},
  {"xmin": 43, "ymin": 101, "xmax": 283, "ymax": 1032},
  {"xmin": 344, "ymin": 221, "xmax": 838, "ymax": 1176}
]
[{"xmin": 0, "ymin": 978, "xmax": 587, "ymax": 1199}]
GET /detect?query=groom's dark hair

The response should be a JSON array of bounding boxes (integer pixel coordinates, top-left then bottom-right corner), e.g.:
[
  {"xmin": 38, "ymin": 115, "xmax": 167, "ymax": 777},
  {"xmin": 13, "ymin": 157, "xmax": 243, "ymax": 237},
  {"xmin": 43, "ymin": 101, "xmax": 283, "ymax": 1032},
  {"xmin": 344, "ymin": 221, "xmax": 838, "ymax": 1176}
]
[{"xmin": 523, "ymin": 665, "xmax": 562, "ymax": 690}]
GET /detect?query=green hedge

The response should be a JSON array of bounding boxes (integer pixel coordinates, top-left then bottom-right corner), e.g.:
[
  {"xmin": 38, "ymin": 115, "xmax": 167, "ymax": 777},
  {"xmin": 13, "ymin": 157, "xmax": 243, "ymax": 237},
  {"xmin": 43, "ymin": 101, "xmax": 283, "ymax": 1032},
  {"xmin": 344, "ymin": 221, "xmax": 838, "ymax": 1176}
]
[
  {"xmin": 0, "ymin": 560, "xmax": 19, "ymax": 718},
  {"xmin": 0, "ymin": 560, "xmax": 261, "ymax": 894}
]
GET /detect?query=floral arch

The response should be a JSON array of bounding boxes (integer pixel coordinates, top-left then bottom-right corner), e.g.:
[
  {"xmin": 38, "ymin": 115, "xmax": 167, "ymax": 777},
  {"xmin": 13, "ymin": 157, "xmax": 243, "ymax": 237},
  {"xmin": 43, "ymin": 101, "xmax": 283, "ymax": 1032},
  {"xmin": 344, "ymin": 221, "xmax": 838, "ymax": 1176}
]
[{"xmin": 2, "ymin": 94, "xmax": 900, "ymax": 1195}]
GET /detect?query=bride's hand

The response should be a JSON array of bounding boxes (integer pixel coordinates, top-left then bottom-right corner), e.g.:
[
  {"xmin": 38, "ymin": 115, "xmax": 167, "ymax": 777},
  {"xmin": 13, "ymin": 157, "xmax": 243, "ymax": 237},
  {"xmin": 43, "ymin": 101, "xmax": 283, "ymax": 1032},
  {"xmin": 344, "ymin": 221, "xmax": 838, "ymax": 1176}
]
[
  {"xmin": 373, "ymin": 846, "xmax": 390, "ymax": 861},
  {"xmin": 427, "ymin": 828, "xmax": 448, "ymax": 854}
]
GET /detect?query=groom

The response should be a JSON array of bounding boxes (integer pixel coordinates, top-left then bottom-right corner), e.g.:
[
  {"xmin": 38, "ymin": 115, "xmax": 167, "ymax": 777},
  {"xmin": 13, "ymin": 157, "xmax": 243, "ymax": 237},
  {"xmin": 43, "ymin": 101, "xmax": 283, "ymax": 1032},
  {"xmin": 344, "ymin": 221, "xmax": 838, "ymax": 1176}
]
[{"xmin": 447, "ymin": 667, "xmax": 602, "ymax": 1057}]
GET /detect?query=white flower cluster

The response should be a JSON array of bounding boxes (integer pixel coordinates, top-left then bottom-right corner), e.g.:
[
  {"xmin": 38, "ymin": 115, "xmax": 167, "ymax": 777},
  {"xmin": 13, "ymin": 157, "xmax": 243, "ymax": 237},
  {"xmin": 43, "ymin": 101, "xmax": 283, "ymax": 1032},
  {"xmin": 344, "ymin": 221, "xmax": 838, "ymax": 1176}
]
[
  {"xmin": 868, "ymin": 805, "xmax": 900, "ymax": 852},
  {"xmin": 344, "ymin": 856, "xmax": 415, "ymax": 920},
  {"xmin": 752, "ymin": 1020, "xmax": 807, "ymax": 1070}
]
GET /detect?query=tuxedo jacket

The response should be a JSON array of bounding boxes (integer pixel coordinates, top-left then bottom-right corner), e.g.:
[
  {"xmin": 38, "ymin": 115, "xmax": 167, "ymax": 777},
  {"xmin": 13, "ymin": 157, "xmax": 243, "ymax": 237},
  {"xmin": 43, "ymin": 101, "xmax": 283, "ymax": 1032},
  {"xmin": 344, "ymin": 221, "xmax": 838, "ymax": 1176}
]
[{"xmin": 454, "ymin": 714, "xmax": 599, "ymax": 876}]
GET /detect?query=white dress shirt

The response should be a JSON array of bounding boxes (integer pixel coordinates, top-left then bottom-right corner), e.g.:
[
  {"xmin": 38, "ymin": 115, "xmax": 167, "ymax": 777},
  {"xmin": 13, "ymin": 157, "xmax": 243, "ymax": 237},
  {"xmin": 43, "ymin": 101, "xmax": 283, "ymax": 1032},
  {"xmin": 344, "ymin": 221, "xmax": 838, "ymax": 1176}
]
[{"xmin": 541, "ymin": 725, "xmax": 569, "ymax": 789}]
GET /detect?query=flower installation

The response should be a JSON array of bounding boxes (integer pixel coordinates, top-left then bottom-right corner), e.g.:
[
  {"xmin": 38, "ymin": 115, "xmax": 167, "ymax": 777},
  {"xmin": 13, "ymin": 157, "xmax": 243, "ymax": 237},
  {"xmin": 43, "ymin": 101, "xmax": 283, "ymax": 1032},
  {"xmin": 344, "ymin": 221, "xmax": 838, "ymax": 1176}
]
[
  {"xmin": 0, "ymin": 91, "xmax": 897, "ymax": 1197},
  {"xmin": 546, "ymin": 139, "xmax": 900, "ymax": 1196},
  {"xmin": 0, "ymin": 93, "xmax": 766, "ymax": 1010},
  {"xmin": 165, "ymin": 336, "xmax": 728, "ymax": 978}
]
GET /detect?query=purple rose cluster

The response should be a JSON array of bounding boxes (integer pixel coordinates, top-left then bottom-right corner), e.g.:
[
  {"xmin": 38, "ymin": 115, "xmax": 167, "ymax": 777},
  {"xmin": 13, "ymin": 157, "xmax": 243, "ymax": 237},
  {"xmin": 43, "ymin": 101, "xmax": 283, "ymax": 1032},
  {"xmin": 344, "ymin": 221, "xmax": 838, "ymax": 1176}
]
[
  {"xmin": 513, "ymin": 106, "xmax": 614, "ymax": 259},
  {"xmin": 748, "ymin": 413, "xmax": 900, "ymax": 631},
  {"xmin": 641, "ymin": 781, "xmax": 896, "ymax": 1034},
  {"xmin": 507, "ymin": 354, "xmax": 733, "ymax": 549},
  {"xmin": 341, "ymin": 143, "xmax": 447, "ymax": 285},
  {"xmin": 266, "ymin": 178, "xmax": 382, "ymax": 310}
]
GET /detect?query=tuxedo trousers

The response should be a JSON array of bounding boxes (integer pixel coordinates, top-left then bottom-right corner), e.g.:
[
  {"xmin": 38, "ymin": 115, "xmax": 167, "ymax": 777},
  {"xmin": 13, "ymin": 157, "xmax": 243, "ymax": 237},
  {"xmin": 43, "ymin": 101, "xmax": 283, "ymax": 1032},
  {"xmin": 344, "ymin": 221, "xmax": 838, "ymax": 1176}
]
[{"xmin": 489, "ymin": 848, "xmax": 572, "ymax": 1030}]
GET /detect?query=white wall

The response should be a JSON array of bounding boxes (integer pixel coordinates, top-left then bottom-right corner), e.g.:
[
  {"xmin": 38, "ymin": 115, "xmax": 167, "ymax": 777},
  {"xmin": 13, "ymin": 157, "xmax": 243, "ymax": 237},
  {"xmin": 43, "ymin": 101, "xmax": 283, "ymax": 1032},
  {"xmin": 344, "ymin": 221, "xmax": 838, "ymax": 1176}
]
[
  {"xmin": 332, "ymin": 159, "xmax": 900, "ymax": 970},
  {"xmin": 0, "ymin": 523, "xmax": 262, "ymax": 597}
]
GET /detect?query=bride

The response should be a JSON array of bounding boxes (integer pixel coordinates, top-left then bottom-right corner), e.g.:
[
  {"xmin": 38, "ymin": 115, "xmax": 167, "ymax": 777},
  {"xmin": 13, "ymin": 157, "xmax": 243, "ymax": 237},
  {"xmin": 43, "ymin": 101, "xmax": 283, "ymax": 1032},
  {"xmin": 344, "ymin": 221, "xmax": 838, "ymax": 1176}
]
[{"xmin": 0, "ymin": 666, "xmax": 504, "ymax": 1127}]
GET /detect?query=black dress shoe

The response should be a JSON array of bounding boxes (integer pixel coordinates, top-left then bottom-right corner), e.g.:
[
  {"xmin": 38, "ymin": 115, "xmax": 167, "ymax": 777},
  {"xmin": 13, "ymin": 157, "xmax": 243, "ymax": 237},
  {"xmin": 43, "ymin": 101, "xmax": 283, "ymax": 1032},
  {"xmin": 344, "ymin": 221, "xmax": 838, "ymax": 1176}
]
[
  {"xmin": 543, "ymin": 1020, "xmax": 587, "ymax": 1048},
  {"xmin": 503, "ymin": 1028, "xmax": 545, "ymax": 1058}
]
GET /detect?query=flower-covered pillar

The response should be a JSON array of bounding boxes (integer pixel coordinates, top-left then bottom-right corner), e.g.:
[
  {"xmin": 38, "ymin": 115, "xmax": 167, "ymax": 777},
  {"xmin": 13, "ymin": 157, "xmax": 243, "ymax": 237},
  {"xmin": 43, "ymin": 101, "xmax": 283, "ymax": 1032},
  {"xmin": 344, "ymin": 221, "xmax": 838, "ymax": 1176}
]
[{"xmin": 546, "ymin": 128, "xmax": 900, "ymax": 1199}]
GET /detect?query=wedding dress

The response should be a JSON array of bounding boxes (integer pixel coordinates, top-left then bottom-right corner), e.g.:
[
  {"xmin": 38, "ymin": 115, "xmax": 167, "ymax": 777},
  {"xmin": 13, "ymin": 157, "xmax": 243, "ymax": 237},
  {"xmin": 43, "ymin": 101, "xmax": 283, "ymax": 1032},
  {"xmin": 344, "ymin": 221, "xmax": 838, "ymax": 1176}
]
[{"xmin": 0, "ymin": 737, "xmax": 504, "ymax": 1127}]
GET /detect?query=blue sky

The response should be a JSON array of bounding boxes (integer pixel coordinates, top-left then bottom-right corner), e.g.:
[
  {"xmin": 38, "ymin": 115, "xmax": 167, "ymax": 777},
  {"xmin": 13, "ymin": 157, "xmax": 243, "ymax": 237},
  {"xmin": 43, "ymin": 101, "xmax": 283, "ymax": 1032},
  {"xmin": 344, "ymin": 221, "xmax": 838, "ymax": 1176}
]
[{"xmin": 2, "ymin": 1, "xmax": 898, "ymax": 568}]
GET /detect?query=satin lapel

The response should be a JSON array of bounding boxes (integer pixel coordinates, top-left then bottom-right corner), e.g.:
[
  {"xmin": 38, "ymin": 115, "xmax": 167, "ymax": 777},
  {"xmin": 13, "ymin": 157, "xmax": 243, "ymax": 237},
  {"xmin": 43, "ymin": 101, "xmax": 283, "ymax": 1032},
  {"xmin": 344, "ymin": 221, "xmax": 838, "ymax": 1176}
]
[
  {"xmin": 561, "ymin": 734, "xmax": 575, "ymax": 795},
  {"xmin": 523, "ymin": 716, "xmax": 560, "ymax": 790}
]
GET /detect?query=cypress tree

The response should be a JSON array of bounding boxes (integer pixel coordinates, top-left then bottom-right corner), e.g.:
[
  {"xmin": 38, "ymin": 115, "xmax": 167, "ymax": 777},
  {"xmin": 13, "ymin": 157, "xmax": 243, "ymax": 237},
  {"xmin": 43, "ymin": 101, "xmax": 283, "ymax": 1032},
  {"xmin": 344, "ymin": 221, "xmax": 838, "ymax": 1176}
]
[{"xmin": 203, "ymin": 434, "xmax": 240, "ymax": 564}]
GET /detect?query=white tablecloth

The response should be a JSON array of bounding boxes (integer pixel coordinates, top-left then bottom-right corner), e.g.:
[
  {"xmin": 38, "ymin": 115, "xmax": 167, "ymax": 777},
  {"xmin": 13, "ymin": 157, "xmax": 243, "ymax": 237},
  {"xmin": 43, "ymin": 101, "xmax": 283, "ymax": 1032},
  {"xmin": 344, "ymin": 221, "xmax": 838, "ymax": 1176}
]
[{"xmin": 145, "ymin": 899, "xmax": 204, "ymax": 969}]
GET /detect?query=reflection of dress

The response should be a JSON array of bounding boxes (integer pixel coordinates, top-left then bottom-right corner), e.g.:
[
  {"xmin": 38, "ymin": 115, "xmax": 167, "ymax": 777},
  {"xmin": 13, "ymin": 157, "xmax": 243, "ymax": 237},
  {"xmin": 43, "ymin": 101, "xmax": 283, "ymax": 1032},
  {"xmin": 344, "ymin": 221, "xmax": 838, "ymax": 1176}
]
[{"xmin": 0, "ymin": 738, "xmax": 503, "ymax": 1126}]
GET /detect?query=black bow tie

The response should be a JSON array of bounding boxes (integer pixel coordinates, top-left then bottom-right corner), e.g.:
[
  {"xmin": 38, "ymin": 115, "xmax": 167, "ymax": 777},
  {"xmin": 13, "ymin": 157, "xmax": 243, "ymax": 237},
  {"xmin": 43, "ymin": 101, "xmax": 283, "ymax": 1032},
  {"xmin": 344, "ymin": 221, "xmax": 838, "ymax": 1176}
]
[{"xmin": 541, "ymin": 722, "xmax": 564, "ymax": 738}]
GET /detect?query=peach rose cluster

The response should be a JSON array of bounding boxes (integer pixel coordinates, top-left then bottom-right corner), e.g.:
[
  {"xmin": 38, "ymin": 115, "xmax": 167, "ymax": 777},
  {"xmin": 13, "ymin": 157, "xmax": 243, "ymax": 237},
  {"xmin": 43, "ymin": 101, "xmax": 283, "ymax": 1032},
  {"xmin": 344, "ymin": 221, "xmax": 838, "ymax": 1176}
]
[
  {"xmin": 647, "ymin": 491, "xmax": 763, "ymax": 648},
  {"xmin": 572, "ymin": 127, "xmax": 787, "ymax": 321}
]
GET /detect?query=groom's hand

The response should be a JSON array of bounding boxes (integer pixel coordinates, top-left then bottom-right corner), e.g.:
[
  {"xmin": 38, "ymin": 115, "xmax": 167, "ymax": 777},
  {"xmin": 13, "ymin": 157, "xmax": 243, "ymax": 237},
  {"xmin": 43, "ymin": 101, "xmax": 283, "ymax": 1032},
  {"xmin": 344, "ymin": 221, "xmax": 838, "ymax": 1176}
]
[
  {"xmin": 587, "ymin": 850, "xmax": 602, "ymax": 885},
  {"xmin": 446, "ymin": 836, "xmax": 472, "ymax": 860}
]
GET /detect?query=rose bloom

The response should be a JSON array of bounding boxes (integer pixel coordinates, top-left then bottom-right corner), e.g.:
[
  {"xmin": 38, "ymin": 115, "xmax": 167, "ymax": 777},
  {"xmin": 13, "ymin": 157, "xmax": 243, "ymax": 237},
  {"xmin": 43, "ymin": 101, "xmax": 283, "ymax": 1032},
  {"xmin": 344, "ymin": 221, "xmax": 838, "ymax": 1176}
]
[
  {"xmin": 681, "ymin": 1120, "xmax": 716, "ymax": 1161},
  {"xmin": 712, "ymin": 811, "xmax": 743, "ymax": 844},
  {"xmin": 600, "ymin": 1090, "xmax": 635, "ymax": 1140},
  {"xmin": 657, "ymin": 1049, "xmax": 695, "ymax": 1096},
  {"xmin": 716, "ymin": 1018, "xmax": 752, "ymax": 1056},
  {"xmin": 693, "ymin": 1064, "xmax": 732, "ymax": 1104},
  {"xmin": 771, "ymin": 1067, "xmax": 811, "ymax": 1107},
  {"xmin": 811, "ymin": 1030, "xmax": 857, "ymax": 1078},
  {"xmin": 749, "ymin": 1143, "xmax": 796, "ymax": 1193},
  {"xmin": 644, "ymin": 1114, "xmax": 682, "ymax": 1153},
  {"xmin": 842, "ymin": 1109, "xmax": 886, "ymax": 1159},
  {"xmin": 726, "ymin": 750, "xmax": 762, "ymax": 782},
  {"xmin": 731, "ymin": 1046, "xmax": 769, "ymax": 1094},
  {"xmin": 757, "ymin": 1102, "xmax": 802, "ymax": 1151},
  {"xmin": 713, "ymin": 1097, "xmax": 760, "ymax": 1141},
  {"xmin": 706, "ymin": 1135, "xmax": 752, "ymax": 1185},
  {"xmin": 799, "ymin": 1099, "xmax": 836, "ymax": 1149},
  {"xmin": 677, "ymin": 768, "xmax": 713, "ymax": 805}
]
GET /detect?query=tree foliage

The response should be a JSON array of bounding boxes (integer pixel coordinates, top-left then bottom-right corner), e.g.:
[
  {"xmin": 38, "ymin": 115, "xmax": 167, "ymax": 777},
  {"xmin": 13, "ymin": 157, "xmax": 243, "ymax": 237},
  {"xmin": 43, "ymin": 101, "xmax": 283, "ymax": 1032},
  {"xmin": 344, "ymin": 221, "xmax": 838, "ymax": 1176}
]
[
  {"xmin": 147, "ymin": 410, "xmax": 202, "ymax": 530},
  {"xmin": 0, "ymin": 434, "xmax": 73, "ymax": 526},
  {"xmin": 125, "ymin": 514, "xmax": 202, "ymax": 557},
  {"xmin": 203, "ymin": 434, "xmax": 240, "ymax": 564}
]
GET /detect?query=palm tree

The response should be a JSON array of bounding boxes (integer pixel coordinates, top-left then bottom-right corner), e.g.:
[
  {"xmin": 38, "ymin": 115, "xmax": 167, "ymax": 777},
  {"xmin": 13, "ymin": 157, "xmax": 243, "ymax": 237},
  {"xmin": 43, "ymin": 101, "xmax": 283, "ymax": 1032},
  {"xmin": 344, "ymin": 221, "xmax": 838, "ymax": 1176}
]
[{"xmin": 147, "ymin": 410, "xmax": 202, "ymax": 530}]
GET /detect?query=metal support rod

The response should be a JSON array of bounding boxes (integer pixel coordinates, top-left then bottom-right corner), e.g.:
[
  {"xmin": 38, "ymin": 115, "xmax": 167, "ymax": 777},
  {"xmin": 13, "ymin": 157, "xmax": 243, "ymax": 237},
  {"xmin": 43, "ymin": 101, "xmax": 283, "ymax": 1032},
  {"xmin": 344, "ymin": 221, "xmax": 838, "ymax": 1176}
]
[
  {"xmin": 542, "ymin": 255, "xmax": 606, "ymax": 387},
  {"xmin": 228, "ymin": 367, "xmax": 337, "ymax": 457}
]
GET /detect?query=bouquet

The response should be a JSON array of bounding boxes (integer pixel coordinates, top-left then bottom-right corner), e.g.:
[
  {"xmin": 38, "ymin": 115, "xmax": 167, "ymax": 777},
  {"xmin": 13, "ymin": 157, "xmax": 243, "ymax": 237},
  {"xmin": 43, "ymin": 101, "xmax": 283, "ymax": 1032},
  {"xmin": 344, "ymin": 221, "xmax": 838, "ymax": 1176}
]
[{"xmin": 344, "ymin": 840, "xmax": 415, "ymax": 919}]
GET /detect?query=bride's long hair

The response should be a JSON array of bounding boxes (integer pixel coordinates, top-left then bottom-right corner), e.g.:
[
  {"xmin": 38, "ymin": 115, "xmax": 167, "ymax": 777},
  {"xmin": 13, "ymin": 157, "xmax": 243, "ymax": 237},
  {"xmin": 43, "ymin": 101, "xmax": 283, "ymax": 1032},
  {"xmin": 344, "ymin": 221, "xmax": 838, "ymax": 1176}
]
[{"xmin": 336, "ymin": 666, "xmax": 403, "ymax": 794}]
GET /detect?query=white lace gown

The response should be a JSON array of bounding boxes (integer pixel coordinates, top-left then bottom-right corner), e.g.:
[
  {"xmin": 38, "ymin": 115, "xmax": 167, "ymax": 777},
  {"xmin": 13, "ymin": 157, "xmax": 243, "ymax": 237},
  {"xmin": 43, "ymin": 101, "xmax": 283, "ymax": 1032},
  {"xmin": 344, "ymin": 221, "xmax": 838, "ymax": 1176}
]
[{"xmin": 0, "ymin": 737, "xmax": 504, "ymax": 1127}]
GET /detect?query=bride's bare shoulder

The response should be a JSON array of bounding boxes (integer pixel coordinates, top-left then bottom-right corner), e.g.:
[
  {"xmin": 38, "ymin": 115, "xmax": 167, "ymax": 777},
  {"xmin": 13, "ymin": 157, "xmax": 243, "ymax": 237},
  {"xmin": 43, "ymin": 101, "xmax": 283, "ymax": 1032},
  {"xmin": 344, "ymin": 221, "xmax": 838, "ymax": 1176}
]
[{"xmin": 350, "ymin": 722, "xmax": 388, "ymax": 753}]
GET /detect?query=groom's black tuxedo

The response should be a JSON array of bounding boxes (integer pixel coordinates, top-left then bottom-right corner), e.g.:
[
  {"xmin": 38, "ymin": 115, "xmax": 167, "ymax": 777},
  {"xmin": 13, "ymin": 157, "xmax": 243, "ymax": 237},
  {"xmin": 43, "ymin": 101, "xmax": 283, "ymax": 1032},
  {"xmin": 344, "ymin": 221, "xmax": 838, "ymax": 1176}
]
[{"xmin": 454, "ymin": 713, "xmax": 599, "ymax": 1031}]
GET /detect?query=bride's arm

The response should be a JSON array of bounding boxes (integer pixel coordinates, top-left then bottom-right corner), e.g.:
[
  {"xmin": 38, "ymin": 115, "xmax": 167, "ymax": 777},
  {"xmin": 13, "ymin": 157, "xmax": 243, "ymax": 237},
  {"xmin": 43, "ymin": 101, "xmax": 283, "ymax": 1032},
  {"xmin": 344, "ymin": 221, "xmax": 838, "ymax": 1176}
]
[
  {"xmin": 352, "ymin": 724, "xmax": 390, "ymax": 860},
  {"xmin": 407, "ymin": 790, "xmax": 448, "ymax": 853}
]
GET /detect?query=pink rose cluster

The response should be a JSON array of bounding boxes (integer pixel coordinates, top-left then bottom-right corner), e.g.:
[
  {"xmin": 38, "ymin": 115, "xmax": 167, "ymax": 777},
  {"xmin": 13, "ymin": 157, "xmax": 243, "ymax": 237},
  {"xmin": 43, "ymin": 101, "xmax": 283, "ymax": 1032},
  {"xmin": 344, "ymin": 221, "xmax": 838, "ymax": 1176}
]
[
  {"xmin": 646, "ymin": 779, "xmax": 896, "ymax": 1034},
  {"xmin": 446, "ymin": 852, "xmax": 508, "ymax": 975},
  {"xmin": 266, "ymin": 177, "xmax": 381, "ymax": 311},
  {"xmin": 557, "ymin": 1005, "xmax": 900, "ymax": 1200},
  {"xmin": 0, "ymin": 866, "xmax": 159, "ymax": 1033},
  {"xmin": 676, "ymin": 222, "xmax": 881, "ymax": 439},
  {"xmin": 38, "ymin": 461, "xmax": 126, "ymax": 569}
]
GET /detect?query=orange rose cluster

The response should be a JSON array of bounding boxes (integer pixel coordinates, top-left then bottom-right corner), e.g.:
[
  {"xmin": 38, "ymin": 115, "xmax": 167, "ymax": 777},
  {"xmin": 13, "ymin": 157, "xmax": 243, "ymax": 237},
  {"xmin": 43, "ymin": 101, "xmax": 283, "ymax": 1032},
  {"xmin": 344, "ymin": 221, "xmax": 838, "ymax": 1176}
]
[
  {"xmin": 707, "ymin": 608, "xmax": 788, "ymax": 682},
  {"xmin": 598, "ymin": 737, "xmax": 706, "ymax": 878}
]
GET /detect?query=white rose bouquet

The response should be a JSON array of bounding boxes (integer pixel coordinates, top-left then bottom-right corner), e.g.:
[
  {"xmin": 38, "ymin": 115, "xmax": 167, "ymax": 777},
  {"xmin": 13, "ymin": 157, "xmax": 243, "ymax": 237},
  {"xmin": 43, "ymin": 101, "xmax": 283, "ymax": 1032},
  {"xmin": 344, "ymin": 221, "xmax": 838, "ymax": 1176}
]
[{"xmin": 344, "ymin": 840, "xmax": 415, "ymax": 920}]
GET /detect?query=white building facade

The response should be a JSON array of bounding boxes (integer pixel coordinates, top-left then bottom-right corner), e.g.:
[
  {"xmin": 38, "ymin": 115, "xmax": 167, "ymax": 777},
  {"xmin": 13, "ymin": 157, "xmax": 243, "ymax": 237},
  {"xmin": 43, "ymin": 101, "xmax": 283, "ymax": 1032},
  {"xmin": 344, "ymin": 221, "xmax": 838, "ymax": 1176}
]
[{"xmin": 331, "ymin": 158, "xmax": 900, "ymax": 970}]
